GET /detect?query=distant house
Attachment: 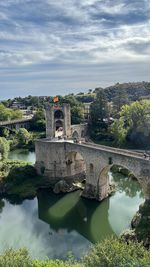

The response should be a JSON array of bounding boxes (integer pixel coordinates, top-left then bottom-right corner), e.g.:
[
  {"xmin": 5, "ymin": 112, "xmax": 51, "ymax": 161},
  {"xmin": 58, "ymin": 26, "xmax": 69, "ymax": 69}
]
[{"xmin": 11, "ymin": 101, "xmax": 26, "ymax": 110}]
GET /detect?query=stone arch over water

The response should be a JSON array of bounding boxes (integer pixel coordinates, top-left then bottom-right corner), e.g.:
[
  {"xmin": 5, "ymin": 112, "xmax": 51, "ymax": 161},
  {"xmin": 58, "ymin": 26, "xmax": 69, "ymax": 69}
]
[{"xmin": 65, "ymin": 151, "xmax": 86, "ymax": 180}]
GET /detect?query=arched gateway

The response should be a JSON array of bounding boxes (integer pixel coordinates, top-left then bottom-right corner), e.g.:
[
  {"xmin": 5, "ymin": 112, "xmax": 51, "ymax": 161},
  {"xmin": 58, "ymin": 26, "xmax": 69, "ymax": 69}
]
[{"xmin": 35, "ymin": 104, "xmax": 150, "ymax": 201}]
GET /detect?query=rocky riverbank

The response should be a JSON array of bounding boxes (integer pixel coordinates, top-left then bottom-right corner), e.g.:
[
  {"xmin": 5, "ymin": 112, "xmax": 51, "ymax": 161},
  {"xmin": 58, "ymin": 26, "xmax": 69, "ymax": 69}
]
[{"xmin": 121, "ymin": 200, "xmax": 150, "ymax": 248}]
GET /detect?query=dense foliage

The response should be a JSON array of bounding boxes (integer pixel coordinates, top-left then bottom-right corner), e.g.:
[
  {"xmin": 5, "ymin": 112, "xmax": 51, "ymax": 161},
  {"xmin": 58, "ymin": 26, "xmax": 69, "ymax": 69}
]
[
  {"xmin": 0, "ymin": 237, "xmax": 150, "ymax": 267},
  {"xmin": 111, "ymin": 100, "xmax": 150, "ymax": 146},
  {"xmin": 100, "ymin": 82, "xmax": 150, "ymax": 102},
  {"xmin": 0, "ymin": 103, "xmax": 22, "ymax": 121},
  {"xmin": 62, "ymin": 95, "xmax": 84, "ymax": 124},
  {"xmin": 30, "ymin": 109, "xmax": 46, "ymax": 131},
  {"xmin": 0, "ymin": 137, "xmax": 10, "ymax": 160},
  {"xmin": 83, "ymin": 237, "xmax": 150, "ymax": 267},
  {"xmin": 132, "ymin": 200, "xmax": 150, "ymax": 247},
  {"xmin": 17, "ymin": 128, "xmax": 32, "ymax": 146},
  {"xmin": 89, "ymin": 90, "xmax": 112, "ymax": 141}
]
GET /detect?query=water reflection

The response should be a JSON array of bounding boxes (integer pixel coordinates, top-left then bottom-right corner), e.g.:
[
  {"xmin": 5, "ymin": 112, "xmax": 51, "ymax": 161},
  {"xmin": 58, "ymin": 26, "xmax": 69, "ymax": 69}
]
[
  {"xmin": 38, "ymin": 190, "xmax": 115, "ymax": 244},
  {"xmin": 111, "ymin": 172, "xmax": 144, "ymax": 198},
  {"xmin": 0, "ymin": 148, "xmax": 145, "ymax": 259},
  {"xmin": 0, "ymin": 200, "xmax": 5, "ymax": 213},
  {"xmin": 8, "ymin": 149, "xmax": 35, "ymax": 164},
  {"xmin": 109, "ymin": 172, "xmax": 144, "ymax": 235}
]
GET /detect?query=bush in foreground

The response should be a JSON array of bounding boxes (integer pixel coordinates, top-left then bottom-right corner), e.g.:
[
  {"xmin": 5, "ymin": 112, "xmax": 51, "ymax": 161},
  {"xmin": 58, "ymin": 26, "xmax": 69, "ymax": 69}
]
[
  {"xmin": 83, "ymin": 237, "xmax": 150, "ymax": 267},
  {"xmin": 0, "ymin": 237, "xmax": 150, "ymax": 267}
]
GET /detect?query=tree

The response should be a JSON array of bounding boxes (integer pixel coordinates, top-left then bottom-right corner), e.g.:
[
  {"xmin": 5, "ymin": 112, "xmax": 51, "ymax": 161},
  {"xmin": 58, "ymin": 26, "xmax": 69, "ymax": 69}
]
[
  {"xmin": 71, "ymin": 105, "xmax": 84, "ymax": 124},
  {"xmin": 111, "ymin": 100, "xmax": 150, "ymax": 146},
  {"xmin": 30, "ymin": 109, "xmax": 46, "ymax": 131},
  {"xmin": 0, "ymin": 128, "xmax": 10, "ymax": 138},
  {"xmin": 83, "ymin": 237, "xmax": 150, "ymax": 267},
  {"xmin": 63, "ymin": 95, "xmax": 84, "ymax": 124},
  {"xmin": 0, "ymin": 137, "xmax": 10, "ymax": 160},
  {"xmin": 0, "ymin": 104, "xmax": 22, "ymax": 121},
  {"xmin": 17, "ymin": 128, "xmax": 31, "ymax": 146},
  {"xmin": 90, "ymin": 89, "xmax": 109, "ymax": 125},
  {"xmin": 113, "ymin": 88, "xmax": 129, "ymax": 117},
  {"xmin": 89, "ymin": 90, "xmax": 111, "ymax": 141}
]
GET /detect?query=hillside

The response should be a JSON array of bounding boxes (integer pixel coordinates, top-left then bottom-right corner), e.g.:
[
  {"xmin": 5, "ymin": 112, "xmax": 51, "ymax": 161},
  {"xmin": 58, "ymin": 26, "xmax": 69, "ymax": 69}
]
[{"xmin": 99, "ymin": 82, "xmax": 150, "ymax": 102}]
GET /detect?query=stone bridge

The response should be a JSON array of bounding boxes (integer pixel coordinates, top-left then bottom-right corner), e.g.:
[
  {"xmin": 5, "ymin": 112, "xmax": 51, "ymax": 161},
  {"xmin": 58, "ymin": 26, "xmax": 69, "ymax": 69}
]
[
  {"xmin": 0, "ymin": 117, "xmax": 32, "ymax": 131},
  {"xmin": 71, "ymin": 123, "xmax": 88, "ymax": 140},
  {"xmin": 35, "ymin": 140, "xmax": 150, "ymax": 201}
]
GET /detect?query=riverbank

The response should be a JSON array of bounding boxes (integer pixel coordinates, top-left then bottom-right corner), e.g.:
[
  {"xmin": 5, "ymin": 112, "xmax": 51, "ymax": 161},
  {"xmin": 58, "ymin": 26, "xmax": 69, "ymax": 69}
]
[
  {"xmin": 0, "ymin": 160, "xmax": 51, "ymax": 200},
  {"xmin": 122, "ymin": 200, "xmax": 150, "ymax": 248}
]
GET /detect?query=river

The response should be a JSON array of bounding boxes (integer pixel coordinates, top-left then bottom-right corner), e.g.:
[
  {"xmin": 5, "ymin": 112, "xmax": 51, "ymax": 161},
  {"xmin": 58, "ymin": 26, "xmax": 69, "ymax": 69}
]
[{"xmin": 0, "ymin": 149, "xmax": 144, "ymax": 259}]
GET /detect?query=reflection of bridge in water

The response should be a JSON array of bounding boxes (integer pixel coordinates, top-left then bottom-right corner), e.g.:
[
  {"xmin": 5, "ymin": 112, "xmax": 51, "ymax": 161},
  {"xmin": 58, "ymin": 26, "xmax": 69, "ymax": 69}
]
[{"xmin": 37, "ymin": 190, "xmax": 115, "ymax": 243}]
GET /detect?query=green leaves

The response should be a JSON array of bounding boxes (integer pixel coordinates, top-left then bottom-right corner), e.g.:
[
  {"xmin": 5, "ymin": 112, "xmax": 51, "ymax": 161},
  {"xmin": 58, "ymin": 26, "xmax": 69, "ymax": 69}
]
[
  {"xmin": 0, "ymin": 237, "xmax": 150, "ymax": 267},
  {"xmin": 17, "ymin": 128, "xmax": 31, "ymax": 146},
  {"xmin": 0, "ymin": 104, "xmax": 22, "ymax": 121},
  {"xmin": 0, "ymin": 137, "xmax": 10, "ymax": 160},
  {"xmin": 83, "ymin": 237, "xmax": 150, "ymax": 267},
  {"xmin": 111, "ymin": 100, "xmax": 150, "ymax": 147}
]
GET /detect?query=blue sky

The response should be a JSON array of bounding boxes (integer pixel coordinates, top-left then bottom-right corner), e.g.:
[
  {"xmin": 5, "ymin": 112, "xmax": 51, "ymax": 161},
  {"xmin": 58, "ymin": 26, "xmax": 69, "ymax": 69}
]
[{"xmin": 0, "ymin": 0, "xmax": 150, "ymax": 99}]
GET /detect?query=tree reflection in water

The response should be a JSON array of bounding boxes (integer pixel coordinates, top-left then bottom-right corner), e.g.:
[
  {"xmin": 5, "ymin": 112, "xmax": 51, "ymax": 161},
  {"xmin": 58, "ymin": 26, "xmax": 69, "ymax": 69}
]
[
  {"xmin": 0, "ymin": 199, "xmax": 5, "ymax": 213},
  {"xmin": 111, "ymin": 171, "xmax": 144, "ymax": 198}
]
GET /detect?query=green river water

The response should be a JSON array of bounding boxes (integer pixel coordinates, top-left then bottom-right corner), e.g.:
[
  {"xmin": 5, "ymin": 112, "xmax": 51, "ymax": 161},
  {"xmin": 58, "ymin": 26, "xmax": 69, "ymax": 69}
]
[{"xmin": 0, "ymin": 149, "xmax": 144, "ymax": 259}]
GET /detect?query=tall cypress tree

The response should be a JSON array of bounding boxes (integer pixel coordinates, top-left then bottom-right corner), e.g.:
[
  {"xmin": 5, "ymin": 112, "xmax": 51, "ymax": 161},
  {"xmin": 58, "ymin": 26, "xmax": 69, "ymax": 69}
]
[{"xmin": 90, "ymin": 89, "xmax": 109, "ymax": 126}]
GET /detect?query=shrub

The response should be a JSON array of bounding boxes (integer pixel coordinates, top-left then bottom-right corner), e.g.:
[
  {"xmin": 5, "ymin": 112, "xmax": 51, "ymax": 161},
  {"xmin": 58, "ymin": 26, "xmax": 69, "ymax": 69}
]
[
  {"xmin": 83, "ymin": 237, "xmax": 150, "ymax": 267},
  {"xmin": 0, "ymin": 248, "xmax": 32, "ymax": 267}
]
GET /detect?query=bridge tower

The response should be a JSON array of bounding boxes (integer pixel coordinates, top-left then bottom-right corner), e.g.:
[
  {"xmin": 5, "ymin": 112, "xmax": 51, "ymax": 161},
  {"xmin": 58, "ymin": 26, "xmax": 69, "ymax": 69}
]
[{"xmin": 45, "ymin": 103, "xmax": 71, "ymax": 139}]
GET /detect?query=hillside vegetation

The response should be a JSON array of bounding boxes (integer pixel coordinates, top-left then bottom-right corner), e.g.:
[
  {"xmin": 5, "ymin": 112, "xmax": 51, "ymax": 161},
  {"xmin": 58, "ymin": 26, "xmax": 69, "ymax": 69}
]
[{"xmin": 98, "ymin": 82, "xmax": 150, "ymax": 102}]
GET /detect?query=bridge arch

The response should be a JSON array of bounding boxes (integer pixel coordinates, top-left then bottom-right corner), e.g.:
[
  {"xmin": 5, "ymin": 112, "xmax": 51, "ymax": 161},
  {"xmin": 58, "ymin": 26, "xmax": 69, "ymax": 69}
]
[
  {"xmin": 35, "ymin": 140, "xmax": 150, "ymax": 201},
  {"xmin": 65, "ymin": 151, "xmax": 86, "ymax": 181},
  {"xmin": 97, "ymin": 161, "xmax": 146, "ymax": 201},
  {"xmin": 55, "ymin": 119, "xmax": 63, "ymax": 130},
  {"xmin": 54, "ymin": 110, "xmax": 64, "ymax": 119},
  {"xmin": 72, "ymin": 130, "xmax": 79, "ymax": 140}
]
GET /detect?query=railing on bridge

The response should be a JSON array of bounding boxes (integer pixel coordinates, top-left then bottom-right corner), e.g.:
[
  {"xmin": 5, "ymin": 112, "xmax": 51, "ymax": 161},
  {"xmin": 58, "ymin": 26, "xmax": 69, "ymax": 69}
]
[
  {"xmin": 0, "ymin": 117, "xmax": 32, "ymax": 126},
  {"xmin": 81, "ymin": 141, "xmax": 146, "ymax": 159}
]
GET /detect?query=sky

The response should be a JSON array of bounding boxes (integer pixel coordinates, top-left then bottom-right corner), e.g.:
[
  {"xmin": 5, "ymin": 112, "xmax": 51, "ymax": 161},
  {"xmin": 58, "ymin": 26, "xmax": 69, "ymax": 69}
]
[{"xmin": 0, "ymin": 0, "xmax": 150, "ymax": 99}]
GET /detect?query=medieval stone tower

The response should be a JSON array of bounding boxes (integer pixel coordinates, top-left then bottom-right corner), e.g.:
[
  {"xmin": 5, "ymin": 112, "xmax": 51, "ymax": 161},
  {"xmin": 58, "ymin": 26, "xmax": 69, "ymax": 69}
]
[{"xmin": 45, "ymin": 103, "xmax": 71, "ymax": 139}]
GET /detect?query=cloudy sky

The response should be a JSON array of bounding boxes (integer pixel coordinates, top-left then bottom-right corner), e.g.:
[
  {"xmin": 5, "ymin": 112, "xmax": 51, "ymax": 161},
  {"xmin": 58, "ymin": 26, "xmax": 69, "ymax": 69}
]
[{"xmin": 0, "ymin": 0, "xmax": 150, "ymax": 99}]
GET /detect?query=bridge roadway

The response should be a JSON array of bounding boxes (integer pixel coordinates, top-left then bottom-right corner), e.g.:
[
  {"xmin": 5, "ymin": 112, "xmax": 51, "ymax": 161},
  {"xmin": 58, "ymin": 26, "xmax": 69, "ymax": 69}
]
[
  {"xmin": 80, "ymin": 141, "xmax": 147, "ymax": 160},
  {"xmin": 0, "ymin": 117, "xmax": 32, "ymax": 126},
  {"xmin": 47, "ymin": 138, "xmax": 147, "ymax": 161}
]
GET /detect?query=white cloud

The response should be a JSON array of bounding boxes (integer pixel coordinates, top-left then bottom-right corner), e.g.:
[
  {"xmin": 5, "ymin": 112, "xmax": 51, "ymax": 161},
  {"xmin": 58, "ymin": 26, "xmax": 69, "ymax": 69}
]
[{"xmin": 0, "ymin": 0, "xmax": 150, "ymax": 97}]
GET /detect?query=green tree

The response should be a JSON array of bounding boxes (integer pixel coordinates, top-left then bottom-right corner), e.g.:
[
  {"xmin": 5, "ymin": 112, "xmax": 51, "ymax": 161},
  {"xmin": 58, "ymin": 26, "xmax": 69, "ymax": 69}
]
[
  {"xmin": 111, "ymin": 118, "xmax": 128, "ymax": 146},
  {"xmin": 0, "ymin": 137, "xmax": 10, "ymax": 160},
  {"xmin": 30, "ymin": 109, "xmax": 46, "ymax": 131},
  {"xmin": 111, "ymin": 100, "xmax": 150, "ymax": 146},
  {"xmin": 90, "ymin": 89, "xmax": 109, "ymax": 125},
  {"xmin": 0, "ymin": 128, "xmax": 10, "ymax": 138},
  {"xmin": 89, "ymin": 90, "xmax": 111, "ymax": 141},
  {"xmin": 83, "ymin": 237, "xmax": 150, "ymax": 267},
  {"xmin": 0, "ymin": 104, "xmax": 22, "ymax": 121},
  {"xmin": 63, "ymin": 95, "xmax": 84, "ymax": 124},
  {"xmin": 17, "ymin": 128, "xmax": 31, "ymax": 146},
  {"xmin": 113, "ymin": 88, "xmax": 128, "ymax": 117}
]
